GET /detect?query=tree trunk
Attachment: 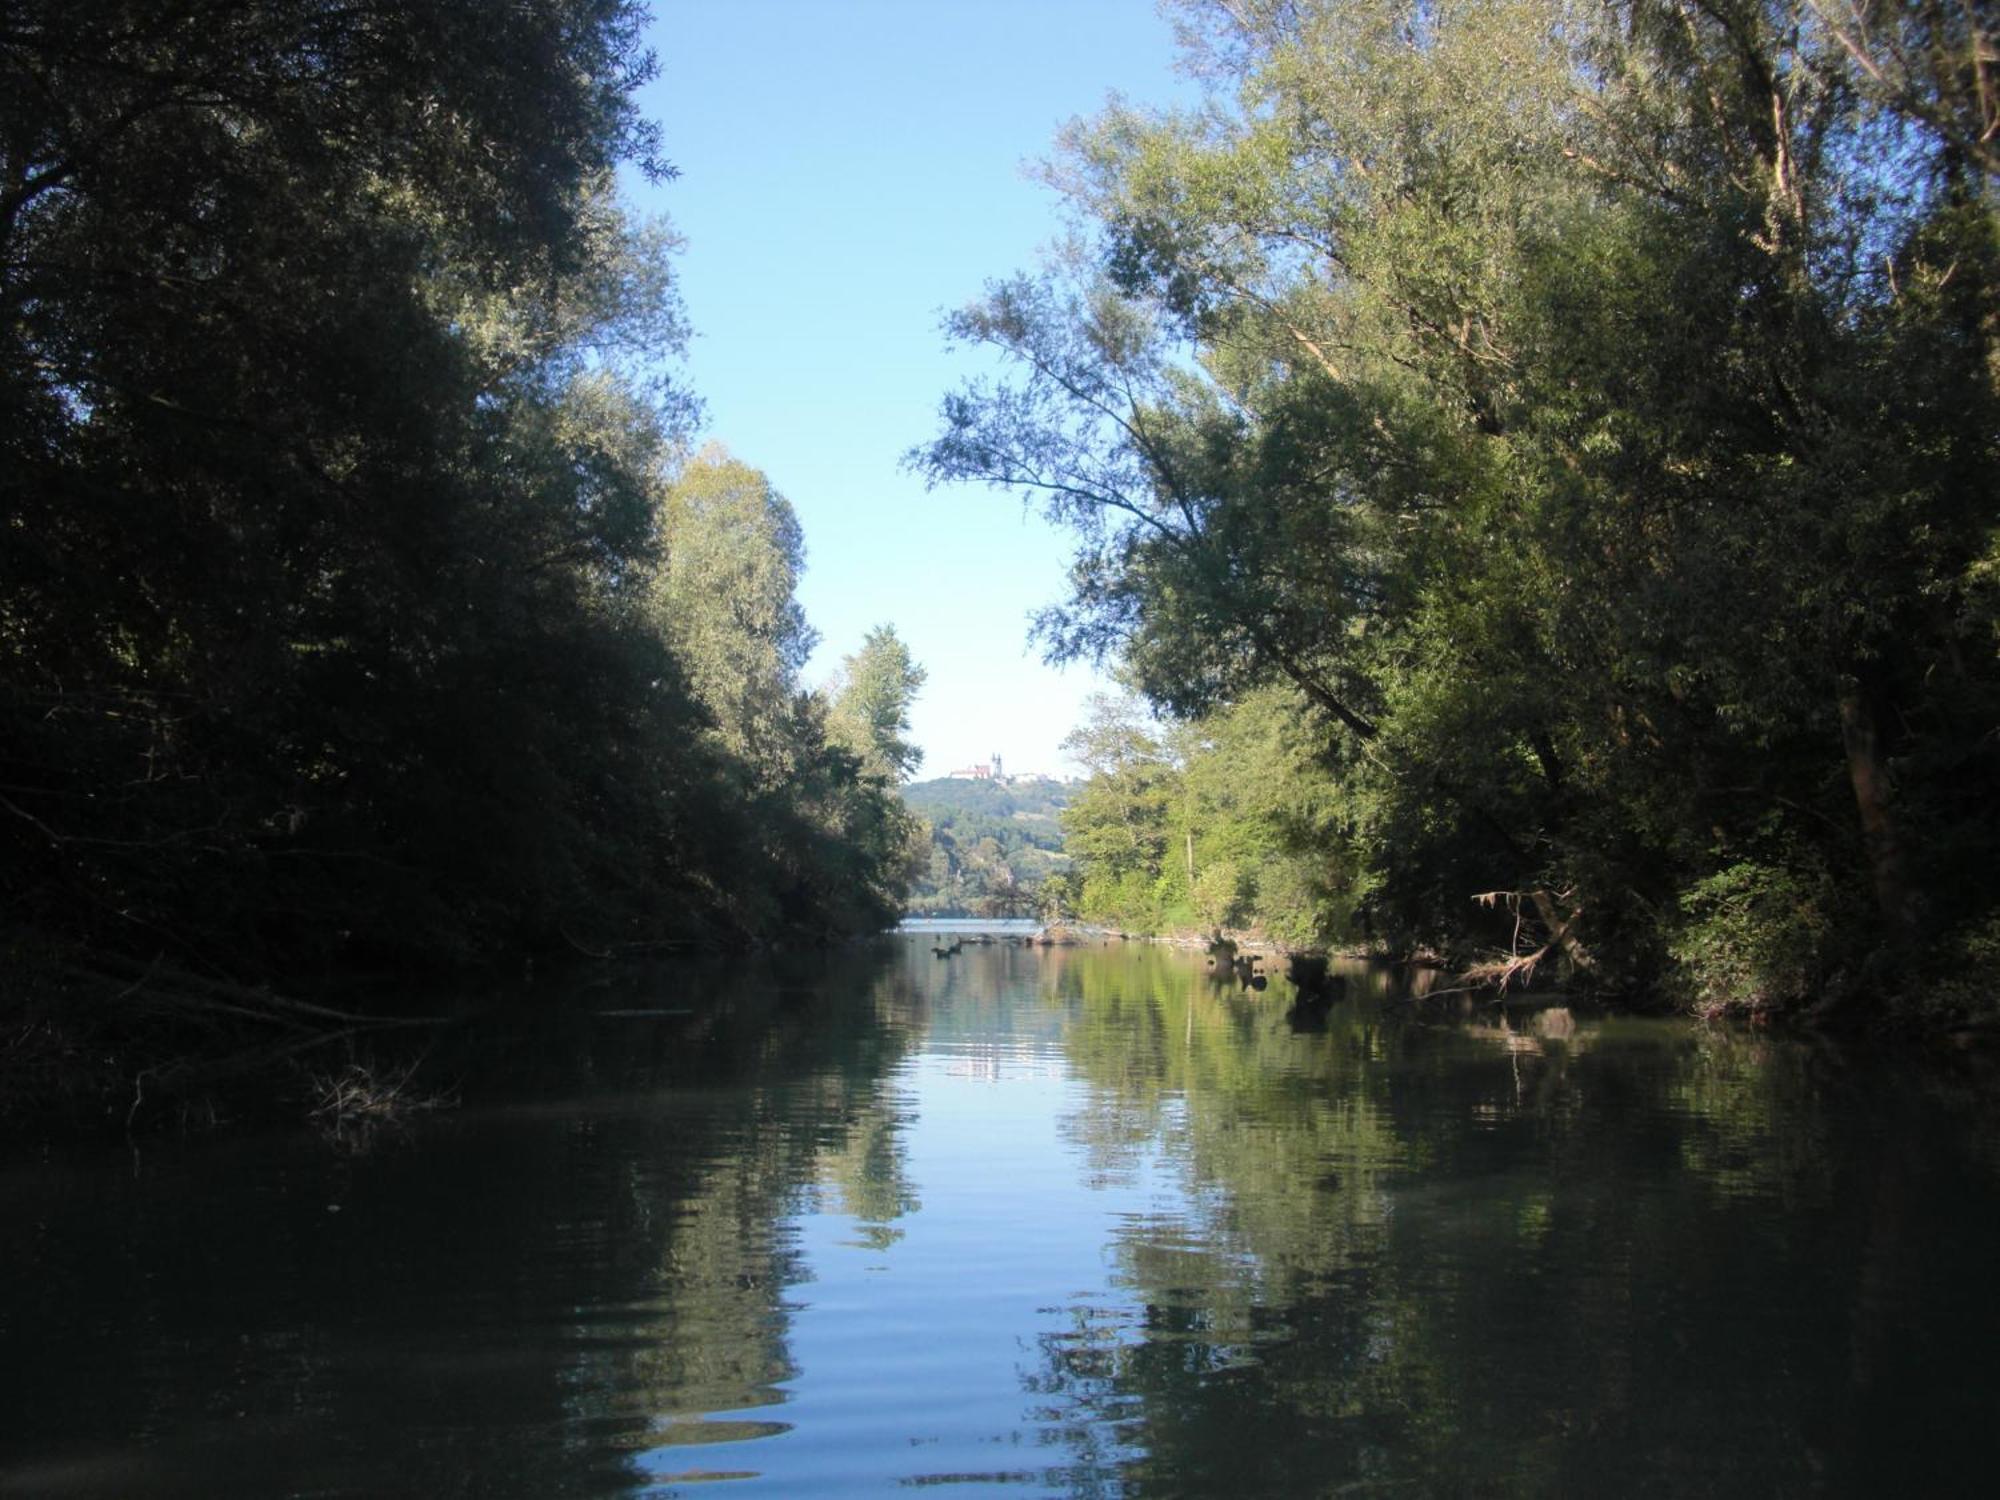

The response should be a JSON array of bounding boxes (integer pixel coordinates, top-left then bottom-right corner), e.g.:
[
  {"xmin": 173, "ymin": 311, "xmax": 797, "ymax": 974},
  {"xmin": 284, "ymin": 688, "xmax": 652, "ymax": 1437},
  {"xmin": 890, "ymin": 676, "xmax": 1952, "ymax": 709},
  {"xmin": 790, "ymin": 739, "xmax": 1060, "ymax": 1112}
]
[
  {"xmin": 1527, "ymin": 888, "xmax": 1594, "ymax": 975},
  {"xmin": 1837, "ymin": 682, "xmax": 1916, "ymax": 944}
]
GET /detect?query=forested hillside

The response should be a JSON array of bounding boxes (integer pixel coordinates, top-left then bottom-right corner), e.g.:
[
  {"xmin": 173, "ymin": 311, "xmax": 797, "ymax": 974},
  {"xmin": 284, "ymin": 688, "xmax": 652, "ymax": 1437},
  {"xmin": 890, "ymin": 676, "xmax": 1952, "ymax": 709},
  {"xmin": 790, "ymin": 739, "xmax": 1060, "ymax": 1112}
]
[
  {"xmin": 900, "ymin": 777, "xmax": 1071, "ymax": 916},
  {"xmin": 919, "ymin": 0, "xmax": 1999, "ymax": 1022},
  {"xmin": 0, "ymin": 0, "xmax": 922, "ymax": 999}
]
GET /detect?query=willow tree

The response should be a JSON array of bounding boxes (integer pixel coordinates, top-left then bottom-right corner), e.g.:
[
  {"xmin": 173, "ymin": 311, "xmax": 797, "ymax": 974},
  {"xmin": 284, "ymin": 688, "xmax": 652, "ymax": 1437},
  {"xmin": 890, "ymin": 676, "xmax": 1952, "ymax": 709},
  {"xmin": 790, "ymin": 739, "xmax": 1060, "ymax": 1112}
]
[{"xmin": 918, "ymin": 0, "xmax": 1998, "ymax": 1007}]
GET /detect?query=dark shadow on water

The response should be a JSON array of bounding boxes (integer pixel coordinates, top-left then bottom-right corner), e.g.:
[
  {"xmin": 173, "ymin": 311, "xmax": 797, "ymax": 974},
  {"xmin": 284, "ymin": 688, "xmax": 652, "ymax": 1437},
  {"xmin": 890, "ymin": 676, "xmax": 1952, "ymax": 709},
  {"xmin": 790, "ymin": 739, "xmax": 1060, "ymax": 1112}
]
[
  {"xmin": 0, "ymin": 941, "xmax": 916, "ymax": 1498},
  {"xmin": 3, "ymin": 939, "xmax": 1997, "ymax": 1496}
]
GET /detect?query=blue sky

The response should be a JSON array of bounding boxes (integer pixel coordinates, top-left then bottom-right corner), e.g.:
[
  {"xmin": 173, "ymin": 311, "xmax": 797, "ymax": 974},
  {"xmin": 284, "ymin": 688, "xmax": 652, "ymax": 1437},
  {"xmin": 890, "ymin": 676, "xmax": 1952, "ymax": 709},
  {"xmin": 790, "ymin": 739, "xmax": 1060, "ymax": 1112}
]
[{"xmin": 628, "ymin": 0, "xmax": 1191, "ymax": 778}]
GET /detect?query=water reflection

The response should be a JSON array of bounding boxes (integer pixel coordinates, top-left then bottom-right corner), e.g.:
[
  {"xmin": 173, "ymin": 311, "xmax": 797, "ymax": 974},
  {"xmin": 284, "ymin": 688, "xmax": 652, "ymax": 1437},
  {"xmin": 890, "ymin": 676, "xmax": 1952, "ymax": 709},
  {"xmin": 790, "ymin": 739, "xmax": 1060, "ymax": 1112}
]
[
  {"xmin": 1, "ymin": 940, "xmax": 1996, "ymax": 1496},
  {"xmin": 1029, "ymin": 951, "xmax": 2000, "ymax": 1497}
]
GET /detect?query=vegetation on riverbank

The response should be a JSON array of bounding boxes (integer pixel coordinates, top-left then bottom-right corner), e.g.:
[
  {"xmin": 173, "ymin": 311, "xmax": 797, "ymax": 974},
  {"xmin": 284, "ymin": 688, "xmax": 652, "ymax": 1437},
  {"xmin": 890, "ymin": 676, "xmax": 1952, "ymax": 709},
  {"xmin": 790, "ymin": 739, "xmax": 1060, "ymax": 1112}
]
[
  {"xmin": 1, "ymin": 2, "xmax": 924, "ymax": 992},
  {"xmin": 0, "ymin": 2, "xmax": 938, "ymax": 1125},
  {"xmin": 919, "ymin": 0, "xmax": 1999, "ymax": 1025}
]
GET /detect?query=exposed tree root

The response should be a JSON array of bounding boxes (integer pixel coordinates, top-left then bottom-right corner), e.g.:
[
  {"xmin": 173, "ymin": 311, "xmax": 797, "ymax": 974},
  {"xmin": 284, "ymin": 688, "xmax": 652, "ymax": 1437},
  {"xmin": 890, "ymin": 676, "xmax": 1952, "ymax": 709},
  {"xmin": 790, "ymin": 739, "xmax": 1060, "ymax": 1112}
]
[
  {"xmin": 3, "ymin": 943, "xmax": 449, "ymax": 1138},
  {"xmin": 1467, "ymin": 888, "xmax": 1594, "ymax": 993}
]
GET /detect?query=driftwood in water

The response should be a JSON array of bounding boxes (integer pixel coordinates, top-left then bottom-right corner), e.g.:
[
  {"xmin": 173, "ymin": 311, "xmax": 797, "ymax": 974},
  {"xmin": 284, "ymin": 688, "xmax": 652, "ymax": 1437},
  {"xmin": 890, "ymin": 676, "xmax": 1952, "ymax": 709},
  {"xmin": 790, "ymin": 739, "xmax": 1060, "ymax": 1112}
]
[
  {"xmin": 1231, "ymin": 953, "xmax": 1266, "ymax": 990},
  {"xmin": 61, "ymin": 952, "xmax": 421, "ymax": 1031},
  {"xmin": 14, "ymin": 950, "xmax": 449, "ymax": 1133},
  {"xmin": 1286, "ymin": 952, "xmax": 1329, "ymax": 988},
  {"xmin": 1285, "ymin": 952, "xmax": 1346, "ymax": 1005},
  {"xmin": 1468, "ymin": 889, "xmax": 1594, "ymax": 990}
]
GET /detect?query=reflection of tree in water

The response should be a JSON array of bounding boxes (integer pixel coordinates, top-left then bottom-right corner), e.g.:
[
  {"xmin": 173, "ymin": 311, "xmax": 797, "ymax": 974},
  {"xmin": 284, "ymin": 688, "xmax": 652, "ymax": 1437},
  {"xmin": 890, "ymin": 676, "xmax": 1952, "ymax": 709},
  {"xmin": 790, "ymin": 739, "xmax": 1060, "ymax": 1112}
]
[
  {"xmin": 0, "ymin": 947, "xmax": 928, "ymax": 1498},
  {"xmin": 573, "ymin": 954, "xmax": 928, "ymax": 1469},
  {"xmin": 1025, "ymin": 947, "xmax": 2000, "ymax": 1496},
  {"xmin": 814, "ymin": 1085, "xmax": 922, "ymax": 1250}
]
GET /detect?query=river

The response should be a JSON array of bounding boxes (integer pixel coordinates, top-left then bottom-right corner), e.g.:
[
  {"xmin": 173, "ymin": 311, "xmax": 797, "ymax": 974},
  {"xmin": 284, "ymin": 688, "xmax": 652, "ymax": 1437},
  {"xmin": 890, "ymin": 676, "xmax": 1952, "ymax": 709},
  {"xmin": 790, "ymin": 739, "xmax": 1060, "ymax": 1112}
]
[{"xmin": 3, "ymin": 932, "xmax": 1996, "ymax": 1496}]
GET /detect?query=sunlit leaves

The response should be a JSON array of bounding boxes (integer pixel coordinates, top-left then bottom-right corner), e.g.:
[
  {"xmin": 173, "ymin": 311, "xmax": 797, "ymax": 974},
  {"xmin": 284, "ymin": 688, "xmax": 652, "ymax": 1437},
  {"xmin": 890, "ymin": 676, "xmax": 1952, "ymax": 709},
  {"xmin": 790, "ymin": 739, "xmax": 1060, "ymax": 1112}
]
[{"xmin": 925, "ymin": 0, "xmax": 1999, "ymax": 1000}]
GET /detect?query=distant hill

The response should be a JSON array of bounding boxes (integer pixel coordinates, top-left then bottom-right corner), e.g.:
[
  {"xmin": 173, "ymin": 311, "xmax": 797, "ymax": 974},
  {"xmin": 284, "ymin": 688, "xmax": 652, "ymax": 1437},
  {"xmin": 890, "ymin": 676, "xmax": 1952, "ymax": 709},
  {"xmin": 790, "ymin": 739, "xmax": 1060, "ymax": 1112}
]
[
  {"xmin": 901, "ymin": 775, "xmax": 1071, "ymax": 820},
  {"xmin": 899, "ymin": 777, "xmax": 1074, "ymax": 916}
]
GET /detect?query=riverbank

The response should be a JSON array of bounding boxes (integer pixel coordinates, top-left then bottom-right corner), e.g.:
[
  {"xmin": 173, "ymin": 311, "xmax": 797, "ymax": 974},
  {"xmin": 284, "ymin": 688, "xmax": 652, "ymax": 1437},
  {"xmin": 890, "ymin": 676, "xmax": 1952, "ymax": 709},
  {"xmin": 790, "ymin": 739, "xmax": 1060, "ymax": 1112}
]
[
  {"xmin": 1, "ymin": 910, "xmax": 922, "ymax": 1142},
  {"xmin": 0, "ymin": 942, "xmax": 454, "ymax": 1139},
  {"xmin": 1060, "ymin": 921, "xmax": 2000, "ymax": 1048}
]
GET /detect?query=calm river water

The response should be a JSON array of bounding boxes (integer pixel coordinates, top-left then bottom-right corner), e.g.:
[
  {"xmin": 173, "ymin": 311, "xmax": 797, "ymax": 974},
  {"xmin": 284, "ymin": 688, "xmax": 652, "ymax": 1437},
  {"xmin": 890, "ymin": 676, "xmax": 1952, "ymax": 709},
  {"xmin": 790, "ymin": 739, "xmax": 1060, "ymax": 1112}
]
[{"xmin": 4, "ymin": 931, "xmax": 1998, "ymax": 1496}]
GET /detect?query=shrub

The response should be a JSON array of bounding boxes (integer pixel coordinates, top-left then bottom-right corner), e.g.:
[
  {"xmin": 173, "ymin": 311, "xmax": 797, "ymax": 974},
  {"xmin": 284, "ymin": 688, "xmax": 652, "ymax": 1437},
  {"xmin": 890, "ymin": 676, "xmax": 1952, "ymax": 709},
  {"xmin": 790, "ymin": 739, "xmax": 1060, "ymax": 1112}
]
[
  {"xmin": 1192, "ymin": 860, "xmax": 1252, "ymax": 930},
  {"xmin": 1669, "ymin": 861, "xmax": 1831, "ymax": 1015},
  {"xmin": 1904, "ymin": 909, "xmax": 2000, "ymax": 1030}
]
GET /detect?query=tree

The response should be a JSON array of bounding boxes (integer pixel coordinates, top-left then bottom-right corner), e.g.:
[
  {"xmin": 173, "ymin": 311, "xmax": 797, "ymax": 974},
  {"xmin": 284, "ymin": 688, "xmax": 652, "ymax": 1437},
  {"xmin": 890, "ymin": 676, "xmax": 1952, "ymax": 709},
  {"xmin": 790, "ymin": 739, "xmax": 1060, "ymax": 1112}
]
[
  {"xmin": 1058, "ymin": 695, "xmax": 1180, "ymax": 928},
  {"xmin": 0, "ymin": 2, "xmax": 924, "ymax": 986},
  {"xmin": 899, "ymin": 774, "xmax": 1073, "ymax": 916},
  {"xmin": 647, "ymin": 446, "xmax": 816, "ymax": 780},
  {"xmin": 920, "ymin": 0, "xmax": 1999, "ymax": 1008},
  {"xmin": 1038, "ymin": 869, "xmax": 1078, "ymax": 925},
  {"xmin": 829, "ymin": 625, "xmax": 928, "ymax": 783}
]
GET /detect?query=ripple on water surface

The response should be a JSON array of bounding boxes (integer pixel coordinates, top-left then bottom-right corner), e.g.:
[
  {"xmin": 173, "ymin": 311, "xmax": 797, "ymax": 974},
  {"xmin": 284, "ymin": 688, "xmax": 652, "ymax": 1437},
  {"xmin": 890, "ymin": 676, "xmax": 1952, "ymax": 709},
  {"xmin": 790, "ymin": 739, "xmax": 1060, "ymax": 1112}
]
[{"xmin": 3, "ymin": 940, "xmax": 1999, "ymax": 1497}]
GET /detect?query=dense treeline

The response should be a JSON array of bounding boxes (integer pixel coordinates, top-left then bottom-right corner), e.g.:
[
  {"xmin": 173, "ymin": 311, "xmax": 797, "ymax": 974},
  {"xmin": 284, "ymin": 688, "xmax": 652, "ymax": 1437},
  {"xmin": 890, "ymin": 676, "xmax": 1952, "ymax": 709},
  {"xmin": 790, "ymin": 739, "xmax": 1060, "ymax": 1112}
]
[
  {"xmin": 1049, "ymin": 690, "xmax": 1349, "ymax": 945},
  {"xmin": 920, "ymin": 0, "xmax": 1997, "ymax": 1020},
  {"xmin": 900, "ymin": 775, "xmax": 1072, "ymax": 916},
  {"xmin": 1, "ymin": 0, "xmax": 920, "ymax": 995}
]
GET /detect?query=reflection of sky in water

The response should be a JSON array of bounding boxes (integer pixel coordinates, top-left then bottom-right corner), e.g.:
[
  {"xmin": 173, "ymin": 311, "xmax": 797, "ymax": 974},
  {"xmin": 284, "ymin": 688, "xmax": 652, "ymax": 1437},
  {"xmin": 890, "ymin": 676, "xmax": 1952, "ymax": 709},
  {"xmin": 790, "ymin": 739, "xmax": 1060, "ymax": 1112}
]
[
  {"xmin": 7, "ymin": 939, "xmax": 2000, "ymax": 1498},
  {"xmin": 642, "ymin": 1039, "xmax": 1176, "ymax": 1494},
  {"xmin": 627, "ymin": 941, "xmax": 2000, "ymax": 1498}
]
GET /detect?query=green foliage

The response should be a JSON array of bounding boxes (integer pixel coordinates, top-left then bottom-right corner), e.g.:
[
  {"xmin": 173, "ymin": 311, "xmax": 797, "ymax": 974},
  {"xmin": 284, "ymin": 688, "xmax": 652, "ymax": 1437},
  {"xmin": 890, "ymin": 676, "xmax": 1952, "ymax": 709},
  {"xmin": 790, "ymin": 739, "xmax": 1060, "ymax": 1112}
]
[
  {"xmin": 920, "ymin": 0, "xmax": 2000, "ymax": 1010},
  {"xmin": 0, "ymin": 1, "xmax": 918, "ymax": 978},
  {"xmin": 1669, "ymin": 862, "xmax": 1836, "ymax": 1015},
  {"xmin": 1909, "ymin": 909, "xmax": 2000, "ymax": 1029},
  {"xmin": 648, "ymin": 446, "xmax": 815, "ymax": 775},
  {"xmin": 1190, "ymin": 859, "xmax": 1249, "ymax": 931},
  {"xmin": 1053, "ymin": 687, "xmax": 1357, "ymax": 943},
  {"xmin": 829, "ymin": 625, "xmax": 928, "ymax": 783},
  {"xmin": 900, "ymin": 774, "xmax": 1071, "ymax": 916},
  {"xmin": 1037, "ymin": 869, "xmax": 1078, "ymax": 924}
]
